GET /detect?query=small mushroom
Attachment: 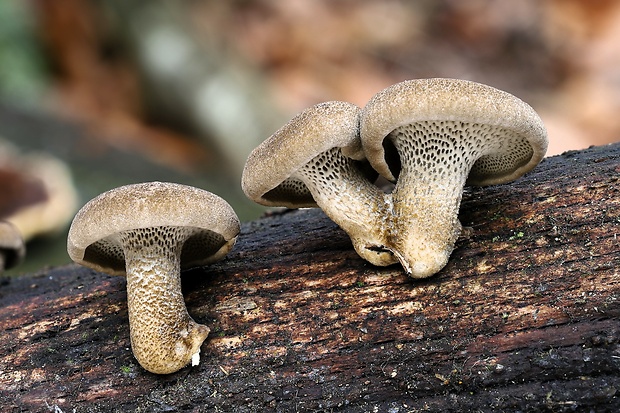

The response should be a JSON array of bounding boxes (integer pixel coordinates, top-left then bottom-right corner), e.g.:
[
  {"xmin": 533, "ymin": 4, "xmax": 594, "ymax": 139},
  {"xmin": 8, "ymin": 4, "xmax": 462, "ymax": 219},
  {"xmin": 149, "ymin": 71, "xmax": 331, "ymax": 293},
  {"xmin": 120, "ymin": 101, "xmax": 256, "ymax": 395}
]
[
  {"xmin": 0, "ymin": 221, "xmax": 25, "ymax": 272},
  {"xmin": 242, "ymin": 101, "xmax": 396, "ymax": 266},
  {"xmin": 360, "ymin": 78, "xmax": 548, "ymax": 278},
  {"xmin": 67, "ymin": 182, "xmax": 240, "ymax": 374}
]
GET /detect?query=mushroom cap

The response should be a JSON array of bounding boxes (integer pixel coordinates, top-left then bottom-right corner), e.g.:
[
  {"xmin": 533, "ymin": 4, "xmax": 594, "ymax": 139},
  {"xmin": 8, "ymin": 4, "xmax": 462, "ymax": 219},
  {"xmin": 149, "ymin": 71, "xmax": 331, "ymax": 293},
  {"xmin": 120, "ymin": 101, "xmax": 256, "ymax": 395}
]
[
  {"xmin": 0, "ymin": 221, "xmax": 25, "ymax": 270},
  {"xmin": 241, "ymin": 101, "xmax": 371, "ymax": 208},
  {"xmin": 67, "ymin": 182, "xmax": 240, "ymax": 276},
  {"xmin": 360, "ymin": 78, "xmax": 548, "ymax": 185}
]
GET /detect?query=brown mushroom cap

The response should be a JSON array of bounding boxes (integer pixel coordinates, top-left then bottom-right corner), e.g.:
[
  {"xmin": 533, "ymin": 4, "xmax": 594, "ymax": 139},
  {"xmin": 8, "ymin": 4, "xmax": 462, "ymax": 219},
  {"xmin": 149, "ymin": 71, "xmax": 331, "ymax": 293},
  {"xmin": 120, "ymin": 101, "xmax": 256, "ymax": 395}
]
[
  {"xmin": 0, "ymin": 221, "xmax": 25, "ymax": 271},
  {"xmin": 67, "ymin": 181, "xmax": 240, "ymax": 275},
  {"xmin": 241, "ymin": 101, "xmax": 371, "ymax": 208},
  {"xmin": 0, "ymin": 139, "xmax": 78, "ymax": 241},
  {"xmin": 360, "ymin": 78, "xmax": 548, "ymax": 185}
]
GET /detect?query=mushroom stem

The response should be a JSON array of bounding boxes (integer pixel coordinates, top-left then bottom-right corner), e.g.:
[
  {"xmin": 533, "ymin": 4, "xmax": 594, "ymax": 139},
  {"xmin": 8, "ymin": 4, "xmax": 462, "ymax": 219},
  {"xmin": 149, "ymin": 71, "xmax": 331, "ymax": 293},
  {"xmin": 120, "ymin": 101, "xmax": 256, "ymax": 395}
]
[
  {"xmin": 386, "ymin": 127, "xmax": 480, "ymax": 278},
  {"xmin": 120, "ymin": 227, "xmax": 210, "ymax": 374},
  {"xmin": 295, "ymin": 148, "xmax": 397, "ymax": 266},
  {"xmin": 389, "ymin": 175, "xmax": 465, "ymax": 278}
]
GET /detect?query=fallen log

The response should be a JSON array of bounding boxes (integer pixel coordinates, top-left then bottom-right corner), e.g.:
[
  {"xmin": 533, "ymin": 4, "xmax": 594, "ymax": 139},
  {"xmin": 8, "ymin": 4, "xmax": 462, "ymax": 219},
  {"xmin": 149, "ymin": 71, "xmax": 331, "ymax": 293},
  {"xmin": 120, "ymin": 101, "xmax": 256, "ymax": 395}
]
[{"xmin": 1, "ymin": 142, "xmax": 619, "ymax": 412}]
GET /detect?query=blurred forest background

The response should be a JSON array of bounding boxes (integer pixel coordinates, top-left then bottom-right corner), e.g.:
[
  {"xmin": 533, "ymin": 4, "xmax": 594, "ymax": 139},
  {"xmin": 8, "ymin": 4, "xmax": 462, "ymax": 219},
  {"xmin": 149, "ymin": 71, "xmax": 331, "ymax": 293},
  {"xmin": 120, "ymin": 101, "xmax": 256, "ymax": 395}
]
[{"xmin": 0, "ymin": 0, "xmax": 619, "ymax": 274}]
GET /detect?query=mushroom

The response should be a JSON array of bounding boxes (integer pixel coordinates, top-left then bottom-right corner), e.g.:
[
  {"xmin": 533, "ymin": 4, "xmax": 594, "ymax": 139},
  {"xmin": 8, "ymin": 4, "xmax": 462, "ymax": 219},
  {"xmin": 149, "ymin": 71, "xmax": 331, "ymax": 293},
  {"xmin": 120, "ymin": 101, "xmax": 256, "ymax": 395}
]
[
  {"xmin": 67, "ymin": 182, "xmax": 240, "ymax": 374},
  {"xmin": 0, "ymin": 138, "xmax": 78, "ymax": 241},
  {"xmin": 360, "ymin": 78, "xmax": 548, "ymax": 278},
  {"xmin": 0, "ymin": 221, "xmax": 25, "ymax": 272},
  {"xmin": 242, "ymin": 101, "xmax": 396, "ymax": 267}
]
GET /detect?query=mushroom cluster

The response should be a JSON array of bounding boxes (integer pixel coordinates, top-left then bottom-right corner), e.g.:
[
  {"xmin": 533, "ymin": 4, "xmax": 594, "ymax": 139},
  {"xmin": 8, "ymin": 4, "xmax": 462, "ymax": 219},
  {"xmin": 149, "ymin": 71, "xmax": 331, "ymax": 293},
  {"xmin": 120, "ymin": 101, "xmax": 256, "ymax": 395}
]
[
  {"xmin": 243, "ymin": 78, "xmax": 548, "ymax": 278},
  {"xmin": 63, "ymin": 77, "xmax": 547, "ymax": 376}
]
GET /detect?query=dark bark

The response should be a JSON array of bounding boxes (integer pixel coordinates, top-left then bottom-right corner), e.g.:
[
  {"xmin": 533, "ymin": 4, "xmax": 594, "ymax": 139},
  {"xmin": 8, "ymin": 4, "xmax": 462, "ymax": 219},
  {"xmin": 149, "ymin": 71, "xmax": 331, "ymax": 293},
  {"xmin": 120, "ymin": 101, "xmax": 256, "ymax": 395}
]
[{"xmin": 1, "ymin": 142, "xmax": 619, "ymax": 412}]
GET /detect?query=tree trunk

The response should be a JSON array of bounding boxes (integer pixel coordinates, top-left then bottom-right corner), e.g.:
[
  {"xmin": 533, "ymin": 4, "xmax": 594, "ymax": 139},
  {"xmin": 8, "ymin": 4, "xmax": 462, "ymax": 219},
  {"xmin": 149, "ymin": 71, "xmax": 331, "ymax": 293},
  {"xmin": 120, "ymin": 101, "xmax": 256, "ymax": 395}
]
[{"xmin": 1, "ymin": 143, "xmax": 619, "ymax": 412}]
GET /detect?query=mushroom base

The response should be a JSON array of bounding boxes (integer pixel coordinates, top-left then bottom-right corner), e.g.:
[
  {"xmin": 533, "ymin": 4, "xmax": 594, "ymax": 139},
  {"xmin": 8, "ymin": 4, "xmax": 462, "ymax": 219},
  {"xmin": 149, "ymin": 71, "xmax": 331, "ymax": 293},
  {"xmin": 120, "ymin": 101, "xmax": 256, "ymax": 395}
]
[
  {"xmin": 388, "ymin": 187, "xmax": 463, "ymax": 278},
  {"xmin": 121, "ymin": 227, "xmax": 210, "ymax": 374}
]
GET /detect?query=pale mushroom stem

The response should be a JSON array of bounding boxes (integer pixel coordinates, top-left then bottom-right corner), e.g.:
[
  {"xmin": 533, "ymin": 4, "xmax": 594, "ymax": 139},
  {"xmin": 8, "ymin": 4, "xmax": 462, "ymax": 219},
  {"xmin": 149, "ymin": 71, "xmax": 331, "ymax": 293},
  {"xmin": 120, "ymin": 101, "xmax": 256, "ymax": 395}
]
[
  {"xmin": 387, "ymin": 126, "xmax": 481, "ymax": 278},
  {"xmin": 120, "ymin": 227, "xmax": 210, "ymax": 374},
  {"xmin": 295, "ymin": 148, "xmax": 397, "ymax": 266},
  {"xmin": 389, "ymin": 172, "xmax": 466, "ymax": 278}
]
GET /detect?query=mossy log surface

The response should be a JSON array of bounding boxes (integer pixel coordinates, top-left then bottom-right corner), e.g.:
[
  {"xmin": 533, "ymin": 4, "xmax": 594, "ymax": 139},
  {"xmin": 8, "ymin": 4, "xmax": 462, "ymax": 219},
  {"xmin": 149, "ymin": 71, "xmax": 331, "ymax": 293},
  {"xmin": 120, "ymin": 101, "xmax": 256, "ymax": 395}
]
[{"xmin": 1, "ymin": 143, "xmax": 619, "ymax": 412}]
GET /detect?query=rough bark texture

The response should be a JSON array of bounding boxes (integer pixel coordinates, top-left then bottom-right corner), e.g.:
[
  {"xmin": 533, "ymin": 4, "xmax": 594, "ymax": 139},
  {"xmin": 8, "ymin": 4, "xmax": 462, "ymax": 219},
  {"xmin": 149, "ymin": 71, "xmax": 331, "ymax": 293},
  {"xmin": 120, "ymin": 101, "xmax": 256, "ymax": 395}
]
[{"xmin": 1, "ymin": 143, "xmax": 619, "ymax": 412}]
